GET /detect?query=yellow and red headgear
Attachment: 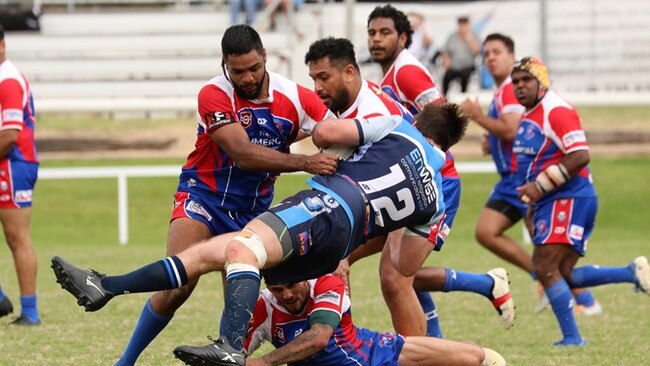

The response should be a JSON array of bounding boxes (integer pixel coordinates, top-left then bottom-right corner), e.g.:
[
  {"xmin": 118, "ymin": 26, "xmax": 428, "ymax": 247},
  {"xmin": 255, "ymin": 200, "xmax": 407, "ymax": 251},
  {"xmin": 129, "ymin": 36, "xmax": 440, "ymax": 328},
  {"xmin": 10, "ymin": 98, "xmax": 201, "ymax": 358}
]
[{"xmin": 512, "ymin": 56, "xmax": 550, "ymax": 90}]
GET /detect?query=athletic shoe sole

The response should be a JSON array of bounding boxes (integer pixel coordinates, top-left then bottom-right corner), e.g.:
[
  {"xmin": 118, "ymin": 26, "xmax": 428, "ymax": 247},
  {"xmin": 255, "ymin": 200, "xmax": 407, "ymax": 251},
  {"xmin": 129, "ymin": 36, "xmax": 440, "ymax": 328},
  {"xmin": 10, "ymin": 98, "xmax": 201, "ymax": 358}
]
[
  {"xmin": 634, "ymin": 256, "xmax": 650, "ymax": 294},
  {"xmin": 487, "ymin": 268, "xmax": 515, "ymax": 330}
]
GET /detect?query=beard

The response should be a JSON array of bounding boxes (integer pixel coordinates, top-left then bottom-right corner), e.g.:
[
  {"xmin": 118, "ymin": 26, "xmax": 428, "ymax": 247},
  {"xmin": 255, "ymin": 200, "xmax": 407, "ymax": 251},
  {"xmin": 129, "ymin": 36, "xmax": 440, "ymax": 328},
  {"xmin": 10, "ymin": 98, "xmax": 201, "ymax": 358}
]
[
  {"xmin": 233, "ymin": 70, "xmax": 267, "ymax": 100},
  {"xmin": 328, "ymin": 86, "xmax": 351, "ymax": 114}
]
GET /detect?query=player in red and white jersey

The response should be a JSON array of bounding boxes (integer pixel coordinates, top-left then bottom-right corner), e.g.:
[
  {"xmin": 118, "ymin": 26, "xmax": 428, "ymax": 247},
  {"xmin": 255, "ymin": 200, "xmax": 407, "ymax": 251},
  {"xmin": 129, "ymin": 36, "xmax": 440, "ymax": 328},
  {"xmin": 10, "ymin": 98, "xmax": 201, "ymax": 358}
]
[
  {"xmin": 0, "ymin": 24, "xmax": 41, "ymax": 326},
  {"xmin": 512, "ymin": 57, "xmax": 650, "ymax": 346},
  {"xmin": 243, "ymin": 274, "xmax": 506, "ymax": 366},
  {"xmin": 365, "ymin": 5, "xmax": 515, "ymax": 337},
  {"xmin": 115, "ymin": 25, "xmax": 338, "ymax": 366}
]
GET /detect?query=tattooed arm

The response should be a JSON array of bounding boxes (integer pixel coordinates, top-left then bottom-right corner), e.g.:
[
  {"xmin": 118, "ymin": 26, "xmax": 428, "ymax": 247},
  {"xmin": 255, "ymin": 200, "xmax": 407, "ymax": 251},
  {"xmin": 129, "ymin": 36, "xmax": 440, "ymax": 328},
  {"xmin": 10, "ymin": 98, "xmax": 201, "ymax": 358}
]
[{"xmin": 246, "ymin": 323, "xmax": 334, "ymax": 366}]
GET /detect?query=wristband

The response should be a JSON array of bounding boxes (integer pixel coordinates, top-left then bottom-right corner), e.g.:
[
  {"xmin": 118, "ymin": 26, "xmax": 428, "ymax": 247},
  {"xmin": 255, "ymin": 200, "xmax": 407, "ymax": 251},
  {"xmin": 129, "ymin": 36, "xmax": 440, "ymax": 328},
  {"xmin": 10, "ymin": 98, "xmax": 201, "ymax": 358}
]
[{"xmin": 535, "ymin": 164, "xmax": 569, "ymax": 193}]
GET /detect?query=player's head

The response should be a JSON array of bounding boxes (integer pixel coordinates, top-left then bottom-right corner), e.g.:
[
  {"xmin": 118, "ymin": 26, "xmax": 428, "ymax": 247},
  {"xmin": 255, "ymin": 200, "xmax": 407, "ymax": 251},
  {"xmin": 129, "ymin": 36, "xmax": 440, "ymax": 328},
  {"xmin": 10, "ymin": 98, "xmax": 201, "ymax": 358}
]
[
  {"xmin": 266, "ymin": 281, "xmax": 310, "ymax": 315},
  {"xmin": 415, "ymin": 103, "xmax": 468, "ymax": 152},
  {"xmin": 0, "ymin": 23, "xmax": 5, "ymax": 57},
  {"xmin": 511, "ymin": 56, "xmax": 549, "ymax": 108},
  {"xmin": 367, "ymin": 5, "xmax": 413, "ymax": 66},
  {"xmin": 305, "ymin": 37, "xmax": 360, "ymax": 113},
  {"xmin": 482, "ymin": 33, "xmax": 515, "ymax": 83},
  {"xmin": 221, "ymin": 25, "xmax": 267, "ymax": 100}
]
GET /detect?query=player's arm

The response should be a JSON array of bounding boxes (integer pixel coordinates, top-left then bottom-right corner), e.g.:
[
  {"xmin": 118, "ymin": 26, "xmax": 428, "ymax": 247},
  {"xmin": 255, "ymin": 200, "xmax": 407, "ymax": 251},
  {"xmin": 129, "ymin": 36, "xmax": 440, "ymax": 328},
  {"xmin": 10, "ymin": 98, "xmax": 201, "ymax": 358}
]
[
  {"xmin": 460, "ymin": 98, "xmax": 521, "ymax": 141},
  {"xmin": 247, "ymin": 322, "xmax": 335, "ymax": 366},
  {"xmin": 0, "ymin": 79, "xmax": 24, "ymax": 159},
  {"xmin": 200, "ymin": 86, "xmax": 337, "ymax": 175},
  {"xmin": 312, "ymin": 115, "xmax": 403, "ymax": 148}
]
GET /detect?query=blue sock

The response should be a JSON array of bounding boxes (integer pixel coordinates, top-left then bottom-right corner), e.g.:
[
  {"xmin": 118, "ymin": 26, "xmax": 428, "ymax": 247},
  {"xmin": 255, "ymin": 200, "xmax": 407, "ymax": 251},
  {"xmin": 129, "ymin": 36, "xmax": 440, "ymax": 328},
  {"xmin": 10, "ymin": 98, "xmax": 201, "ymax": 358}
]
[
  {"xmin": 530, "ymin": 271, "xmax": 538, "ymax": 280},
  {"xmin": 0, "ymin": 284, "xmax": 5, "ymax": 300},
  {"xmin": 221, "ymin": 265, "xmax": 261, "ymax": 351},
  {"xmin": 442, "ymin": 269, "xmax": 493, "ymax": 298},
  {"xmin": 417, "ymin": 291, "xmax": 443, "ymax": 338},
  {"xmin": 546, "ymin": 279, "xmax": 582, "ymax": 343},
  {"xmin": 115, "ymin": 299, "xmax": 172, "ymax": 366},
  {"xmin": 102, "ymin": 256, "xmax": 188, "ymax": 295},
  {"xmin": 571, "ymin": 264, "xmax": 635, "ymax": 288},
  {"xmin": 574, "ymin": 290, "xmax": 595, "ymax": 307},
  {"xmin": 20, "ymin": 295, "xmax": 39, "ymax": 322}
]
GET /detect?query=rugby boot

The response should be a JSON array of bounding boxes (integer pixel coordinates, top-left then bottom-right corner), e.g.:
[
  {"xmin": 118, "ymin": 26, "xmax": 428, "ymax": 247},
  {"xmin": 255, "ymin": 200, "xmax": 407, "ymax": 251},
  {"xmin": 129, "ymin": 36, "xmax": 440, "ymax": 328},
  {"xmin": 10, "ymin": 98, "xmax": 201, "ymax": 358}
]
[
  {"xmin": 10, "ymin": 315, "xmax": 41, "ymax": 326},
  {"xmin": 0, "ymin": 296, "xmax": 13, "ymax": 318},
  {"xmin": 573, "ymin": 300, "xmax": 603, "ymax": 316},
  {"xmin": 632, "ymin": 256, "xmax": 650, "ymax": 294},
  {"xmin": 174, "ymin": 336, "xmax": 245, "ymax": 366},
  {"xmin": 51, "ymin": 256, "xmax": 114, "ymax": 312},
  {"xmin": 487, "ymin": 268, "xmax": 515, "ymax": 330},
  {"xmin": 481, "ymin": 347, "xmax": 506, "ymax": 366},
  {"xmin": 533, "ymin": 282, "xmax": 550, "ymax": 314}
]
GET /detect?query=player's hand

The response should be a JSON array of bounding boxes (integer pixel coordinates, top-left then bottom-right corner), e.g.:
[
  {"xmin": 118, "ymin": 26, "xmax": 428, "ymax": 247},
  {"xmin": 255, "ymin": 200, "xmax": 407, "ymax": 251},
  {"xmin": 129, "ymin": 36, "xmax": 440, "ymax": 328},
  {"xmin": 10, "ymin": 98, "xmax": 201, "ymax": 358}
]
[
  {"xmin": 481, "ymin": 133, "xmax": 491, "ymax": 156},
  {"xmin": 517, "ymin": 182, "xmax": 543, "ymax": 204},
  {"xmin": 460, "ymin": 97, "xmax": 481, "ymax": 120},
  {"xmin": 304, "ymin": 152, "xmax": 338, "ymax": 175},
  {"xmin": 333, "ymin": 258, "xmax": 351, "ymax": 294}
]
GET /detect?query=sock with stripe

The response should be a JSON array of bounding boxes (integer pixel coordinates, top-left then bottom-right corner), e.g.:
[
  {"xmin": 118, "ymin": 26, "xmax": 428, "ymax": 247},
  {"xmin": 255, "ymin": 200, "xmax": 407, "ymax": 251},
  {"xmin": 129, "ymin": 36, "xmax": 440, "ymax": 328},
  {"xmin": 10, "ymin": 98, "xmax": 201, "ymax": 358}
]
[
  {"xmin": 417, "ymin": 291, "xmax": 443, "ymax": 338},
  {"xmin": 546, "ymin": 279, "xmax": 582, "ymax": 344},
  {"xmin": 442, "ymin": 268, "xmax": 493, "ymax": 298},
  {"xmin": 221, "ymin": 263, "xmax": 261, "ymax": 351},
  {"xmin": 115, "ymin": 299, "xmax": 172, "ymax": 366},
  {"xmin": 571, "ymin": 264, "xmax": 635, "ymax": 288},
  {"xmin": 101, "ymin": 256, "xmax": 188, "ymax": 295}
]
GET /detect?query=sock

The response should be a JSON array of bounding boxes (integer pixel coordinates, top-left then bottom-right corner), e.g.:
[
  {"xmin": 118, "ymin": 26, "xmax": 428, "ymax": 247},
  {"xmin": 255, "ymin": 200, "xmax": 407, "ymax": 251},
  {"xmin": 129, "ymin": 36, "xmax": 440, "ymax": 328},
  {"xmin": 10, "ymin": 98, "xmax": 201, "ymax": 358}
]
[
  {"xmin": 417, "ymin": 291, "xmax": 443, "ymax": 338},
  {"xmin": 102, "ymin": 256, "xmax": 188, "ymax": 295},
  {"xmin": 571, "ymin": 265, "xmax": 635, "ymax": 288},
  {"xmin": 574, "ymin": 290, "xmax": 595, "ymax": 307},
  {"xmin": 529, "ymin": 271, "xmax": 538, "ymax": 281},
  {"xmin": 20, "ymin": 295, "xmax": 39, "ymax": 322},
  {"xmin": 115, "ymin": 299, "xmax": 172, "ymax": 366},
  {"xmin": 546, "ymin": 279, "xmax": 582, "ymax": 343},
  {"xmin": 442, "ymin": 269, "xmax": 492, "ymax": 298},
  {"xmin": 221, "ymin": 264, "xmax": 261, "ymax": 351},
  {"xmin": 0, "ymin": 284, "xmax": 5, "ymax": 300}
]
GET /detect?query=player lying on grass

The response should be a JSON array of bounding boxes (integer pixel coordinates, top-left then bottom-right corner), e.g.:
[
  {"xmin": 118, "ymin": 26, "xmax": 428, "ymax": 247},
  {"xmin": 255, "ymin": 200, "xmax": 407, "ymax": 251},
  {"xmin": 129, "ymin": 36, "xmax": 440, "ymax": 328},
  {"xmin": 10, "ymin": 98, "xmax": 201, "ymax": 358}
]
[
  {"xmin": 238, "ymin": 274, "xmax": 506, "ymax": 366},
  {"xmin": 52, "ymin": 103, "xmax": 485, "ymax": 365}
]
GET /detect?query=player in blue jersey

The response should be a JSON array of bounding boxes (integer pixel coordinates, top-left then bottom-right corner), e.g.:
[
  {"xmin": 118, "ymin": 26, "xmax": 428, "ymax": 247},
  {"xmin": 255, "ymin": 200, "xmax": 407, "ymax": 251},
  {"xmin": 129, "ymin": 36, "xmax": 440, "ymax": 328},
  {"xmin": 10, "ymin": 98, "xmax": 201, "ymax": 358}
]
[
  {"xmin": 242, "ymin": 274, "xmax": 506, "ymax": 366},
  {"xmin": 51, "ymin": 102, "xmax": 469, "ymax": 365},
  {"xmin": 512, "ymin": 56, "xmax": 650, "ymax": 346},
  {"xmin": 112, "ymin": 24, "xmax": 338, "ymax": 366},
  {"xmin": 460, "ymin": 33, "xmax": 601, "ymax": 316}
]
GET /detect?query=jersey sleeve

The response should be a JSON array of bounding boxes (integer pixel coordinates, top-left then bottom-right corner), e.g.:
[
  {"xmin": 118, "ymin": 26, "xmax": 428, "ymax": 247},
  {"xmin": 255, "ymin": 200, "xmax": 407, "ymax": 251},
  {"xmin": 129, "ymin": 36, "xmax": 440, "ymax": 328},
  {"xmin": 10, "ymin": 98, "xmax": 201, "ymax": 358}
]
[
  {"xmin": 309, "ymin": 275, "xmax": 345, "ymax": 329},
  {"xmin": 197, "ymin": 84, "xmax": 238, "ymax": 135},
  {"xmin": 501, "ymin": 84, "xmax": 526, "ymax": 115},
  {"xmin": 547, "ymin": 106, "xmax": 589, "ymax": 153},
  {"xmin": 357, "ymin": 115, "xmax": 402, "ymax": 144},
  {"xmin": 243, "ymin": 297, "xmax": 272, "ymax": 354},
  {"xmin": 0, "ymin": 78, "xmax": 26, "ymax": 130},
  {"xmin": 395, "ymin": 65, "xmax": 444, "ymax": 111},
  {"xmin": 297, "ymin": 84, "xmax": 335, "ymax": 135}
]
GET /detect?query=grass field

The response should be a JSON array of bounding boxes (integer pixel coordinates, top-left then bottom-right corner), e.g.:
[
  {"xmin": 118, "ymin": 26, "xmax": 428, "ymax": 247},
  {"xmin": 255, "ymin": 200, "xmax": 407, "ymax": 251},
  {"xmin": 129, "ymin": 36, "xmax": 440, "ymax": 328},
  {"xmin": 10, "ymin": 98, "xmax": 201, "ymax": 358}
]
[{"xmin": 1, "ymin": 157, "xmax": 650, "ymax": 365}]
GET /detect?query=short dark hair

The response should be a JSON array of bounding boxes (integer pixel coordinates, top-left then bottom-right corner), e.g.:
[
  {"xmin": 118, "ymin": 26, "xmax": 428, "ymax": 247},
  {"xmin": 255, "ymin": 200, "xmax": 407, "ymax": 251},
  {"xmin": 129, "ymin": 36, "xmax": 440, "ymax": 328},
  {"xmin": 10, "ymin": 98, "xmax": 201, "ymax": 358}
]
[
  {"xmin": 458, "ymin": 16, "xmax": 470, "ymax": 24},
  {"xmin": 415, "ymin": 103, "xmax": 468, "ymax": 152},
  {"xmin": 0, "ymin": 23, "xmax": 4, "ymax": 41},
  {"xmin": 304, "ymin": 37, "xmax": 359, "ymax": 70},
  {"xmin": 484, "ymin": 33, "xmax": 515, "ymax": 54},
  {"xmin": 221, "ymin": 24, "xmax": 264, "ymax": 58},
  {"xmin": 367, "ymin": 5, "xmax": 413, "ymax": 49}
]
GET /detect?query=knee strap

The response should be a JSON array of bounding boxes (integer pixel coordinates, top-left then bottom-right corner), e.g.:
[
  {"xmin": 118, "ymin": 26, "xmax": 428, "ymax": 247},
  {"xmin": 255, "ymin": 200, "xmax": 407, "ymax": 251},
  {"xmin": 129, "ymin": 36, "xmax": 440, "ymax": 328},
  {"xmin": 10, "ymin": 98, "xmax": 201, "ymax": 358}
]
[{"xmin": 232, "ymin": 229, "xmax": 268, "ymax": 268}]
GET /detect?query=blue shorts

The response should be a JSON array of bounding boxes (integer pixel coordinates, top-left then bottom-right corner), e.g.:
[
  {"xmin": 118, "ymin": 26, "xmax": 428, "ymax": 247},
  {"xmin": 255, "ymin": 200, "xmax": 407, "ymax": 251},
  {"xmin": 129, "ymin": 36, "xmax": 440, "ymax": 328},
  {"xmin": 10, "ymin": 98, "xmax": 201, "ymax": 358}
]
[
  {"xmin": 0, "ymin": 160, "xmax": 38, "ymax": 209},
  {"xmin": 431, "ymin": 177, "xmax": 460, "ymax": 251},
  {"xmin": 170, "ymin": 191, "xmax": 265, "ymax": 236},
  {"xmin": 360, "ymin": 329, "xmax": 405, "ymax": 366},
  {"xmin": 486, "ymin": 176, "xmax": 528, "ymax": 222},
  {"xmin": 258, "ymin": 189, "xmax": 355, "ymax": 285},
  {"xmin": 532, "ymin": 197, "xmax": 597, "ymax": 256}
]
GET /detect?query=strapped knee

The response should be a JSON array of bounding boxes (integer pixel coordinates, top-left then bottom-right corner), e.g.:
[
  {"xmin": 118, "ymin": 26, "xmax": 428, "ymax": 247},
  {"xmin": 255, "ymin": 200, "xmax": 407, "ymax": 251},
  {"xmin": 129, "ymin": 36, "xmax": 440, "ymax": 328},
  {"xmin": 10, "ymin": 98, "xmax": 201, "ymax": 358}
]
[{"xmin": 232, "ymin": 229, "xmax": 268, "ymax": 268}]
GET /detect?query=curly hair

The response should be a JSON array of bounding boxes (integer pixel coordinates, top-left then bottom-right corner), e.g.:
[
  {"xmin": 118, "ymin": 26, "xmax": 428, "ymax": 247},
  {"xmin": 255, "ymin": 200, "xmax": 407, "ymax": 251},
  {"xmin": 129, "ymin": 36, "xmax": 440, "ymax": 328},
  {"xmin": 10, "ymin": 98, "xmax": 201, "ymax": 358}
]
[
  {"xmin": 304, "ymin": 37, "xmax": 359, "ymax": 70},
  {"xmin": 367, "ymin": 5, "xmax": 413, "ymax": 49}
]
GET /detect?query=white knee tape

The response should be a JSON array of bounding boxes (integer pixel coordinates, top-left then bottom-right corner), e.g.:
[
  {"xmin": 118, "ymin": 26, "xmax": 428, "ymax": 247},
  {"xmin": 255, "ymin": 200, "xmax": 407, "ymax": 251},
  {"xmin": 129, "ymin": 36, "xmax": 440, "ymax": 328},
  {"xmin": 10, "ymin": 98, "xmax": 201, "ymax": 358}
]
[{"xmin": 233, "ymin": 230, "xmax": 268, "ymax": 268}]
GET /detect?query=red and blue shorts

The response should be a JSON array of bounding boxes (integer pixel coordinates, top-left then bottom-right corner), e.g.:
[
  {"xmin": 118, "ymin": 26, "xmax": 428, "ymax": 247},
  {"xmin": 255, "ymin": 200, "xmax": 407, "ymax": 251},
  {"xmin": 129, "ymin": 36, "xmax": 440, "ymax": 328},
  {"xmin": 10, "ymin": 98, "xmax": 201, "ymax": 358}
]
[
  {"xmin": 531, "ymin": 197, "xmax": 597, "ymax": 255},
  {"xmin": 0, "ymin": 160, "xmax": 38, "ymax": 209}
]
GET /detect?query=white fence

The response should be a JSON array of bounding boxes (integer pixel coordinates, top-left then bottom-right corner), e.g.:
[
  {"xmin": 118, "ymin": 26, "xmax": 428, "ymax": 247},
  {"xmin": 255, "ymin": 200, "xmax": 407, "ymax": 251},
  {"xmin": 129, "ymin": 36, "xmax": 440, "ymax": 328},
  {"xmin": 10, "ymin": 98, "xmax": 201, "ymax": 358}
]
[{"xmin": 39, "ymin": 162, "xmax": 496, "ymax": 245}]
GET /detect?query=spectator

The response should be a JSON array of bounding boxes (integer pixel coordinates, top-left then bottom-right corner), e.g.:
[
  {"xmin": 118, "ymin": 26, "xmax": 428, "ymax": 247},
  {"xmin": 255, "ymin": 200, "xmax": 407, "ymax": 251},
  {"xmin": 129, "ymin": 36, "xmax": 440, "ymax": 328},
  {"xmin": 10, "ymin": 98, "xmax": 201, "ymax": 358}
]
[
  {"xmin": 263, "ymin": 0, "xmax": 303, "ymax": 31},
  {"xmin": 441, "ymin": 16, "xmax": 481, "ymax": 96},
  {"xmin": 407, "ymin": 12, "xmax": 433, "ymax": 65},
  {"xmin": 230, "ymin": 0, "xmax": 259, "ymax": 26},
  {"xmin": 0, "ymin": 22, "xmax": 41, "ymax": 326}
]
